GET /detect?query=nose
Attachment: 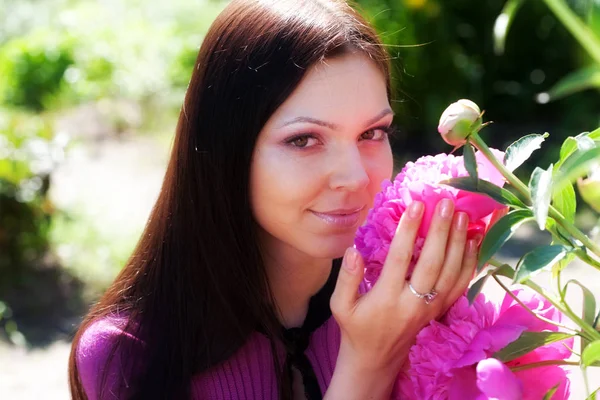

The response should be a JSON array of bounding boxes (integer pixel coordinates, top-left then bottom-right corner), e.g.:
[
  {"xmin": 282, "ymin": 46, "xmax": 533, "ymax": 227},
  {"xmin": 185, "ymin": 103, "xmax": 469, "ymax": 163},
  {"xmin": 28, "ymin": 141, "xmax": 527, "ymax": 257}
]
[{"xmin": 329, "ymin": 145, "xmax": 370, "ymax": 192}]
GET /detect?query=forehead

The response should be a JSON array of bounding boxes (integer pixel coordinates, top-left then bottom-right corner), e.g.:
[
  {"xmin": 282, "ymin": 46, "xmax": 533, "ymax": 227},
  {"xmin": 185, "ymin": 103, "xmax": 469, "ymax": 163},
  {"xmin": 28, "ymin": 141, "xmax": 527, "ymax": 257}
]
[{"xmin": 266, "ymin": 52, "xmax": 389, "ymax": 128}]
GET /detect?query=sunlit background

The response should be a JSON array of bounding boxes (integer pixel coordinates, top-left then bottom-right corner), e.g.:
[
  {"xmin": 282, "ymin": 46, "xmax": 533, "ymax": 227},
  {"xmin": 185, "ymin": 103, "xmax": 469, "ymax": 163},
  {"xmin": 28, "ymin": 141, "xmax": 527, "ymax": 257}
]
[{"xmin": 1, "ymin": 0, "xmax": 599, "ymax": 397}]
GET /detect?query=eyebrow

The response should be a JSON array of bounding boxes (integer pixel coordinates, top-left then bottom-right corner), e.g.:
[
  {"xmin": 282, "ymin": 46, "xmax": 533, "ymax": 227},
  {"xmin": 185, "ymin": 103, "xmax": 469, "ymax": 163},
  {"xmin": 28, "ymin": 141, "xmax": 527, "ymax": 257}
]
[{"xmin": 279, "ymin": 108, "xmax": 394, "ymax": 130}]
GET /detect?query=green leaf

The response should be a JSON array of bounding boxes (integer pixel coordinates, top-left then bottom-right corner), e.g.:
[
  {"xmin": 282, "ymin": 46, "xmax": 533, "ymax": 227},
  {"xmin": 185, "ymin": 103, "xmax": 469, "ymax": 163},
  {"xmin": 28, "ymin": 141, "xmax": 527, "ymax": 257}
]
[
  {"xmin": 557, "ymin": 137, "xmax": 578, "ymax": 171},
  {"xmin": 577, "ymin": 135, "xmax": 597, "ymax": 151},
  {"xmin": 504, "ymin": 133, "xmax": 549, "ymax": 172},
  {"xmin": 589, "ymin": 0, "xmax": 600, "ymax": 41},
  {"xmin": 493, "ymin": 0, "xmax": 525, "ymax": 55},
  {"xmin": 529, "ymin": 165, "xmax": 554, "ymax": 230},
  {"xmin": 442, "ymin": 177, "xmax": 527, "ymax": 208},
  {"xmin": 466, "ymin": 265, "xmax": 514, "ymax": 305},
  {"xmin": 514, "ymin": 245, "xmax": 569, "ymax": 283},
  {"xmin": 551, "ymin": 249, "xmax": 575, "ymax": 278},
  {"xmin": 494, "ymin": 263, "xmax": 516, "ymax": 279},
  {"xmin": 463, "ymin": 143, "xmax": 478, "ymax": 181},
  {"xmin": 563, "ymin": 279, "xmax": 597, "ymax": 326},
  {"xmin": 467, "ymin": 274, "xmax": 489, "ymax": 305},
  {"xmin": 563, "ymin": 279, "xmax": 598, "ymax": 351},
  {"xmin": 586, "ymin": 387, "xmax": 599, "ymax": 400},
  {"xmin": 493, "ymin": 331, "xmax": 574, "ymax": 362},
  {"xmin": 582, "ymin": 340, "xmax": 600, "ymax": 367},
  {"xmin": 555, "ymin": 146, "xmax": 600, "ymax": 190},
  {"xmin": 539, "ymin": 65, "xmax": 600, "ymax": 102},
  {"xmin": 556, "ymin": 132, "xmax": 597, "ymax": 170},
  {"xmin": 552, "ymin": 183, "xmax": 576, "ymax": 240},
  {"xmin": 477, "ymin": 209, "xmax": 534, "ymax": 271},
  {"xmin": 542, "ymin": 384, "xmax": 560, "ymax": 400},
  {"xmin": 552, "ymin": 183, "xmax": 576, "ymax": 222}
]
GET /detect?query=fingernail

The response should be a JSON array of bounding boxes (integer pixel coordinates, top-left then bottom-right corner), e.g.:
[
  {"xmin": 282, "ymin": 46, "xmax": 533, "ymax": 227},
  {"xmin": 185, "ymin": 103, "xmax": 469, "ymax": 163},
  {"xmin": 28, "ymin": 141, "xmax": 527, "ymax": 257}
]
[
  {"xmin": 344, "ymin": 248, "xmax": 358, "ymax": 272},
  {"xmin": 439, "ymin": 198, "xmax": 454, "ymax": 219},
  {"xmin": 467, "ymin": 239, "xmax": 477, "ymax": 253},
  {"xmin": 455, "ymin": 212, "xmax": 469, "ymax": 230},
  {"xmin": 408, "ymin": 201, "xmax": 424, "ymax": 218}
]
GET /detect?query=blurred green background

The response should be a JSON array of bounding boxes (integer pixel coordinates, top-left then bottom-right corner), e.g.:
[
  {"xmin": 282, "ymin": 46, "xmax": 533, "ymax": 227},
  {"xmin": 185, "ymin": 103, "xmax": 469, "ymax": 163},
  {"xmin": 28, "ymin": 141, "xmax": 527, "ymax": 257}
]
[{"xmin": 0, "ymin": 0, "xmax": 598, "ymax": 395}]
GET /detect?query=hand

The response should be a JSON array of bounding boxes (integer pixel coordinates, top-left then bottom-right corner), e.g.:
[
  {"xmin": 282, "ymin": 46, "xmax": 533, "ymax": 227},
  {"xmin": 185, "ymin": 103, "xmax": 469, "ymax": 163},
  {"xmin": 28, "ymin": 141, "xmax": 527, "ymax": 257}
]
[{"xmin": 330, "ymin": 198, "xmax": 479, "ymax": 376}]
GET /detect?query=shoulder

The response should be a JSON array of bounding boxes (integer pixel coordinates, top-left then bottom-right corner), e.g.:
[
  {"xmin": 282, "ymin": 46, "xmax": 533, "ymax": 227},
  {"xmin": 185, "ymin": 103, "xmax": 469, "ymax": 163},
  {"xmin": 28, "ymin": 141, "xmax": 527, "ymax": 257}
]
[{"xmin": 76, "ymin": 315, "xmax": 144, "ymax": 399}]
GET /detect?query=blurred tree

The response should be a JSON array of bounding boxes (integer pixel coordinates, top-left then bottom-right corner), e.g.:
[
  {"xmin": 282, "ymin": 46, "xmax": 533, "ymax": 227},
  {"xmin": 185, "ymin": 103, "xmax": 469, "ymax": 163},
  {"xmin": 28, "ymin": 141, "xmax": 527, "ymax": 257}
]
[{"xmin": 355, "ymin": 0, "xmax": 600, "ymax": 166}]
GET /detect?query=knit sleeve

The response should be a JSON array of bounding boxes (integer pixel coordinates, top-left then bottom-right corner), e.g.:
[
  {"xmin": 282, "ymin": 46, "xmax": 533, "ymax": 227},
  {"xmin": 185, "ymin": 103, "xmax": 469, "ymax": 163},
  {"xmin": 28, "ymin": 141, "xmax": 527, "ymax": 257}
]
[{"xmin": 75, "ymin": 316, "xmax": 144, "ymax": 400}]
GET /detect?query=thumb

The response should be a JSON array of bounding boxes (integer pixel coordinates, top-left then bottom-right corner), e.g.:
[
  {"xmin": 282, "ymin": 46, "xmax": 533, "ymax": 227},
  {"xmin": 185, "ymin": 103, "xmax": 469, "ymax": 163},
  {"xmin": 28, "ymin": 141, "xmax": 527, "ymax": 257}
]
[{"xmin": 330, "ymin": 247, "xmax": 364, "ymax": 318}]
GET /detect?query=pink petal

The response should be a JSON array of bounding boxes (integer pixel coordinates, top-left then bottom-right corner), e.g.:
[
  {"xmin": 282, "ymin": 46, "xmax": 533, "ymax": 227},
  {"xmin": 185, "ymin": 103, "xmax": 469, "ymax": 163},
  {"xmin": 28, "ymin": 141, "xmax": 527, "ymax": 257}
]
[
  {"xmin": 448, "ymin": 367, "xmax": 482, "ymax": 400},
  {"xmin": 513, "ymin": 365, "xmax": 570, "ymax": 400},
  {"xmin": 476, "ymin": 358, "xmax": 523, "ymax": 400}
]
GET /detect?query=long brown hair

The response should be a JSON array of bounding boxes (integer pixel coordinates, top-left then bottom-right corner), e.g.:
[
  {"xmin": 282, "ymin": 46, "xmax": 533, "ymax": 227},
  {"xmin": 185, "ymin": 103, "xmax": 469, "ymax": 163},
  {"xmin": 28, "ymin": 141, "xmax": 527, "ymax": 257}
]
[{"xmin": 68, "ymin": 1, "xmax": 391, "ymax": 398}]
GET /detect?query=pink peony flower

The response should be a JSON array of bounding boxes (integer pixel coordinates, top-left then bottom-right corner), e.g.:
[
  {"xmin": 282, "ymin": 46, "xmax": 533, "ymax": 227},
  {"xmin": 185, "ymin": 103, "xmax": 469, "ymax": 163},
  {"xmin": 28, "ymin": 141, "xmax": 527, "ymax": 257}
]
[
  {"xmin": 395, "ymin": 290, "xmax": 573, "ymax": 400},
  {"xmin": 355, "ymin": 149, "xmax": 506, "ymax": 285}
]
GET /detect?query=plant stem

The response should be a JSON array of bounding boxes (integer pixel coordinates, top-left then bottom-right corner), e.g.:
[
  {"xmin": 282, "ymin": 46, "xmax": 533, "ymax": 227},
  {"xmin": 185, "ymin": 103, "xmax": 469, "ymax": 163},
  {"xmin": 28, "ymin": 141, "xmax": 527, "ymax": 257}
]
[
  {"xmin": 525, "ymin": 280, "xmax": 600, "ymax": 342},
  {"xmin": 487, "ymin": 258, "xmax": 506, "ymax": 269},
  {"xmin": 574, "ymin": 248, "xmax": 600, "ymax": 272},
  {"xmin": 509, "ymin": 359, "xmax": 579, "ymax": 372},
  {"xmin": 491, "ymin": 275, "xmax": 579, "ymax": 334},
  {"xmin": 469, "ymin": 132, "xmax": 600, "ymax": 258},
  {"xmin": 541, "ymin": 0, "xmax": 600, "ymax": 65},
  {"xmin": 469, "ymin": 132, "xmax": 531, "ymax": 200},
  {"xmin": 548, "ymin": 207, "xmax": 600, "ymax": 258}
]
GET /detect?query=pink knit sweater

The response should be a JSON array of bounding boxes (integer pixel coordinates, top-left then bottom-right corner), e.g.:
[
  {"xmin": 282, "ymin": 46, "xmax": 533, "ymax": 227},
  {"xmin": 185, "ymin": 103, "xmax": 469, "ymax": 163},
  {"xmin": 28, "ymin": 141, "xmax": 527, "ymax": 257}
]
[
  {"xmin": 76, "ymin": 314, "xmax": 342, "ymax": 399},
  {"xmin": 76, "ymin": 272, "xmax": 369, "ymax": 399}
]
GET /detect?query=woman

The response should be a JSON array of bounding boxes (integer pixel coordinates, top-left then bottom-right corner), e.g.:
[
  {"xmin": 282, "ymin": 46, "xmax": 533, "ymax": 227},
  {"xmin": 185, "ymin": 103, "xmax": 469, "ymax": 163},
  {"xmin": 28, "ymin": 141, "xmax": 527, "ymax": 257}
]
[{"xmin": 68, "ymin": 0, "xmax": 479, "ymax": 399}]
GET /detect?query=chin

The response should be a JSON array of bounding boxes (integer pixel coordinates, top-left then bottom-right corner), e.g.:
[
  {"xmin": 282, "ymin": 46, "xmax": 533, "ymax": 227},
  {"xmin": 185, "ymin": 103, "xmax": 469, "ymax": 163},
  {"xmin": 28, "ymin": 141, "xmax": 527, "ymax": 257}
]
[{"xmin": 305, "ymin": 235, "xmax": 355, "ymax": 259}]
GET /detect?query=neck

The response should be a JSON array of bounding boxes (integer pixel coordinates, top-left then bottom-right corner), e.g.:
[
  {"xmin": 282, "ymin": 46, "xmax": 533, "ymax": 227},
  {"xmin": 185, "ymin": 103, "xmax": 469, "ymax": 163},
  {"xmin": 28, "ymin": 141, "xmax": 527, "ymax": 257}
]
[{"xmin": 260, "ymin": 234, "xmax": 332, "ymax": 329}]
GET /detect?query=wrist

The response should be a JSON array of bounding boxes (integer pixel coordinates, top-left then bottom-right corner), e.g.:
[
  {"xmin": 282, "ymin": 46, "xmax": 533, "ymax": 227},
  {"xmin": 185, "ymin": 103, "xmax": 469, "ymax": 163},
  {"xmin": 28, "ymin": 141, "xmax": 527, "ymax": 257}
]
[
  {"xmin": 324, "ymin": 342, "xmax": 405, "ymax": 400},
  {"xmin": 326, "ymin": 359, "xmax": 398, "ymax": 400},
  {"xmin": 337, "ymin": 336, "xmax": 410, "ymax": 376}
]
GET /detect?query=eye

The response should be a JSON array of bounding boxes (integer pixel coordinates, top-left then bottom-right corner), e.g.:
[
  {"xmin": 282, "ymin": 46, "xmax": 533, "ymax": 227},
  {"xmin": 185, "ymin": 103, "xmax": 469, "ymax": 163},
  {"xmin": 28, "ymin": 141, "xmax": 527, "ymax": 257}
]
[
  {"xmin": 360, "ymin": 126, "xmax": 391, "ymax": 141},
  {"xmin": 285, "ymin": 134, "xmax": 320, "ymax": 148}
]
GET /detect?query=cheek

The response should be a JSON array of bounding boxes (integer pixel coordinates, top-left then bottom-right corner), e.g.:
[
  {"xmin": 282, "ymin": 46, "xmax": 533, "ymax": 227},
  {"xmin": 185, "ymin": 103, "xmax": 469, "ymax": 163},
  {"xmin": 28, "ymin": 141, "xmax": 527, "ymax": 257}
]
[
  {"xmin": 250, "ymin": 149, "xmax": 322, "ymax": 222},
  {"xmin": 366, "ymin": 145, "xmax": 394, "ymax": 201}
]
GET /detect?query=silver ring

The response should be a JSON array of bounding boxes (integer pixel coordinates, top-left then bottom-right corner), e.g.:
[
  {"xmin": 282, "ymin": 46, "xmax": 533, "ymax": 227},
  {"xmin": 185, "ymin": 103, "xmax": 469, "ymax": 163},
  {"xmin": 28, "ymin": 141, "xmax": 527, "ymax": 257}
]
[{"xmin": 408, "ymin": 282, "xmax": 438, "ymax": 305}]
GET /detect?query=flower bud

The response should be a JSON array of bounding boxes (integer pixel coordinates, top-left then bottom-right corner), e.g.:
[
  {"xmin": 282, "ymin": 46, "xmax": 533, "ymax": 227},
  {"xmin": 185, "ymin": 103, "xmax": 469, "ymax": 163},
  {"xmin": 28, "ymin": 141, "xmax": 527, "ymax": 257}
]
[
  {"xmin": 578, "ymin": 164, "xmax": 600, "ymax": 212},
  {"xmin": 438, "ymin": 99, "xmax": 482, "ymax": 146}
]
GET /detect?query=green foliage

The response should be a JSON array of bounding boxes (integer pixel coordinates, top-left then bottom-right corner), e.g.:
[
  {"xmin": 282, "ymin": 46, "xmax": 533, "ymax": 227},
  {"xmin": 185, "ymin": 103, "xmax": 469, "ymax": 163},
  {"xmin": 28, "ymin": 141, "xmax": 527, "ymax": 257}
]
[
  {"xmin": 513, "ymin": 244, "xmax": 569, "ymax": 283},
  {"xmin": 0, "ymin": 111, "xmax": 59, "ymax": 262},
  {"xmin": 0, "ymin": 110, "xmax": 68, "ymax": 343},
  {"xmin": 356, "ymin": 0, "xmax": 599, "ymax": 149},
  {"xmin": 477, "ymin": 209, "xmax": 535, "ymax": 271},
  {"xmin": 542, "ymin": 384, "xmax": 560, "ymax": 400},
  {"xmin": 463, "ymin": 143, "xmax": 478, "ymax": 180},
  {"xmin": 529, "ymin": 164, "xmax": 554, "ymax": 229},
  {"xmin": 493, "ymin": 331, "xmax": 574, "ymax": 362},
  {"xmin": 504, "ymin": 133, "xmax": 549, "ymax": 173},
  {"xmin": 582, "ymin": 340, "xmax": 600, "ymax": 367},
  {"xmin": 442, "ymin": 177, "xmax": 527, "ymax": 208},
  {"xmin": 168, "ymin": 41, "xmax": 201, "ymax": 90},
  {"xmin": 467, "ymin": 263, "xmax": 514, "ymax": 304},
  {"xmin": 0, "ymin": 30, "xmax": 75, "ymax": 111},
  {"xmin": 544, "ymin": 65, "xmax": 600, "ymax": 101}
]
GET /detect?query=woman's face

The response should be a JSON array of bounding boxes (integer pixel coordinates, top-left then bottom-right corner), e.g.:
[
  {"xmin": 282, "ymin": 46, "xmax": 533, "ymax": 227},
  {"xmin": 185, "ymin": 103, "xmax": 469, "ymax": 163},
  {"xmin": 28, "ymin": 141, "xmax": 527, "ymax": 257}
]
[{"xmin": 250, "ymin": 52, "xmax": 394, "ymax": 260}]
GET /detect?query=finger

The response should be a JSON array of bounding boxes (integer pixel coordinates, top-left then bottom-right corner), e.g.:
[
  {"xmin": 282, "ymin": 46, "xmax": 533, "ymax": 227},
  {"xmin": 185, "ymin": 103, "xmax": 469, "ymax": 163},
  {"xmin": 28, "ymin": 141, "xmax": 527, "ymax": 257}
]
[
  {"xmin": 430, "ymin": 212, "xmax": 469, "ymax": 296},
  {"xmin": 409, "ymin": 198, "xmax": 455, "ymax": 294},
  {"xmin": 445, "ymin": 238, "xmax": 479, "ymax": 309},
  {"xmin": 374, "ymin": 201, "xmax": 424, "ymax": 294},
  {"xmin": 330, "ymin": 247, "xmax": 365, "ymax": 320}
]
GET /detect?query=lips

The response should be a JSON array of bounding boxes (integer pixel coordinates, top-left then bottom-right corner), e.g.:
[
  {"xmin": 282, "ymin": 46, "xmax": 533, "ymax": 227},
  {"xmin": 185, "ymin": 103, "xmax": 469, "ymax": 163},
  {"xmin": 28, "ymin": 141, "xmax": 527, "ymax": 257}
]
[
  {"xmin": 315, "ymin": 206, "xmax": 365, "ymax": 215},
  {"xmin": 309, "ymin": 206, "xmax": 365, "ymax": 229}
]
